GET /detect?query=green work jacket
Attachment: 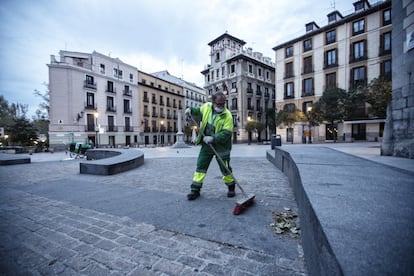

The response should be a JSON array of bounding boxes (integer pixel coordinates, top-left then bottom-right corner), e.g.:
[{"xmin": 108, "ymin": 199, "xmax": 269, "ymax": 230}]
[{"xmin": 190, "ymin": 102, "xmax": 233, "ymax": 151}]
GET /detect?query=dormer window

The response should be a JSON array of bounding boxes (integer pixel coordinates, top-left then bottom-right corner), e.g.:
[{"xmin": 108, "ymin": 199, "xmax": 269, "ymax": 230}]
[
  {"xmin": 353, "ymin": 0, "xmax": 371, "ymax": 12},
  {"xmin": 327, "ymin": 11, "xmax": 343, "ymax": 24},
  {"xmin": 305, "ymin": 22, "xmax": 319, "ymax": 33}
]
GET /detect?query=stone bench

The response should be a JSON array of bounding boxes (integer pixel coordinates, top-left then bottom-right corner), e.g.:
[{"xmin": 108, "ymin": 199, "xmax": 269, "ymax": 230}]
[
  {"xmin": 0, "ymin": 153, "xmax": 31, "ymax": 165},
  {"xmin": 80, "ymin": 149, "xmax": 144, "ymax": 175}
]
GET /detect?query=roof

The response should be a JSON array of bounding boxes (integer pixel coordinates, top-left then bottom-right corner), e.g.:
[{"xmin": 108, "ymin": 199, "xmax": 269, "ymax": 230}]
[{"xmin": 208, "ymin": 32, "xmax": 246, "ymax": 46}]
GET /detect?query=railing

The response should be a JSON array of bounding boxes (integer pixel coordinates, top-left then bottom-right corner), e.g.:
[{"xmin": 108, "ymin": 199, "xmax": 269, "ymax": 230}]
[
  {"xmin": 84, "ymin": 81, "xmax": 97, "ymax": 90},
  {"xmin": 107, "ymin": 126, "xmax": 118, "ymax": 132}
]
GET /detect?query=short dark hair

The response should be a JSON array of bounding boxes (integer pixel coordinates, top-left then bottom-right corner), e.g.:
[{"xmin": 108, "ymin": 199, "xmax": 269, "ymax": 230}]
[{"xmin": 212, "ymin": 92, "xmax": 226, "ymax": 102}]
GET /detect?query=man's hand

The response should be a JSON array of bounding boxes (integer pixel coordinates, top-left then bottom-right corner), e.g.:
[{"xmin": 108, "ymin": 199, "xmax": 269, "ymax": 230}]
[{"xmin": 203, "ymin": 136, "xmax": 214, "ymax": 144}]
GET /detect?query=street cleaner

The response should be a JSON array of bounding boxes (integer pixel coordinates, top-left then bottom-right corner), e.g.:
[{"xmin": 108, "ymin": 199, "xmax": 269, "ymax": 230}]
[{"xmin": 185, "ymin": 91, "xmax": 235, "ymax": 200}]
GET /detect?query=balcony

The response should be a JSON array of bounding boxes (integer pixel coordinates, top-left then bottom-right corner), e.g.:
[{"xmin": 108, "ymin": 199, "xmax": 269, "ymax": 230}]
[
  {"xmin": 106, "ymin": 106, "xmax": 117, "ymax": 112},
  {"xmin": 123, "ymin": 90, "xmax": 132, "ymax": 97},
  {"xmin": 246, "ymin": 88, "xmax": 253, "ymax": 94},
  {"xmin": 143, "ymin": 96, "xmax": 149, "ymax": 103},
  {"xmin": 85, "ymin": 125, "xmax": 96, "ymax": 132},
  {"xmin": 124, "ymin": 108, "xmax": 132, "ymax": 114},
  {"xmin": 84, "ymin": 81, "xmax": 97, "ymax": 90},
  {"xmin": 107, "ymin": 125, "xmax": 118, "ymax": 132},
  {"xmin": 84, "ymin": 103, "xmax": 97, "ymax": 110},
  {"xmin": 106, "ymin": 87, "xmax": 116, "ymax": 93},
  {"xmin": 124, "ymin": 126, "xmax": 134, "ymax": 132}
]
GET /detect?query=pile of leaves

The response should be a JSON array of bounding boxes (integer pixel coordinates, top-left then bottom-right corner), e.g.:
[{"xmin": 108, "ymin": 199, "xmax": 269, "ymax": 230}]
[{"xmin": 270, "ymin": 208, "xmax": 300, "ymax": 239}]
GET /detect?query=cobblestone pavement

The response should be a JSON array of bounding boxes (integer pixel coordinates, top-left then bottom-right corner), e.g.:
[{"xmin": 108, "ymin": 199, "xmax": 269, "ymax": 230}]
[{"xmin": 0, "ymin": 145, "xmax": 307, "ymax": 275}]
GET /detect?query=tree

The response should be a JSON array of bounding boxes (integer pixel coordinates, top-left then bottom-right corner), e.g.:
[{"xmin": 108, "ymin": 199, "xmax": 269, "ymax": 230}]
[
  {"xmin": 245, "ymin": 120, "xmax": 264, "ymax": 144},
  {"xmin": 312, "ymin": 87, "xmax": 348, "ymax": 141},
  {"xmin": 275, "ymin": 104, "xmax": 307, "ymax": 129},
  {"xmin": 364, "ymin": 77, "xmax": 392, "ymax": 118}
]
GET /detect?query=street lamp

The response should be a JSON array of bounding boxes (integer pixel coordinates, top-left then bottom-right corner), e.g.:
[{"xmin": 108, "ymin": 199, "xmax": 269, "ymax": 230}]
[
  {"xmin": 94, "ymin": 112, "xmax": 99, "ymax": 148},
  {"xmin": 159, "ymin": 120, "xmax": 164, "ymax": 146},
  {"xmin": 307, "ymin": 106, "xmax": 312, "ymax": 144}
]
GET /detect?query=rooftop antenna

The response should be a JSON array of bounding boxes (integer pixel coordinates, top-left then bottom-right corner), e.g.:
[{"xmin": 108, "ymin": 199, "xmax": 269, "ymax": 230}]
[
  {"xmin": 331, "ymin": 0, "xmax": 336, "ymax": 10},
  {"xmin": 181, "ymin": 59, "xmax": 184, "ymax": 80}
]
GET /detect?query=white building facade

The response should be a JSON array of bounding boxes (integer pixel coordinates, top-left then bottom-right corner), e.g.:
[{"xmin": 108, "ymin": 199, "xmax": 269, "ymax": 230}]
[
  {"xmin": 48, "ymin": 51, "xmax": 140, "ymax": 150},
  {"xmin": 273, "ymin": 0, "xmax": 392, "ymax": 143}
]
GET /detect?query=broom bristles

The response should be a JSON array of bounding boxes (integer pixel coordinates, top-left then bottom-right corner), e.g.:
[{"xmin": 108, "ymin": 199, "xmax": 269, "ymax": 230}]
[{"xmin": 233, "ymin": 194, "xmax": 255, "ymax": 215}]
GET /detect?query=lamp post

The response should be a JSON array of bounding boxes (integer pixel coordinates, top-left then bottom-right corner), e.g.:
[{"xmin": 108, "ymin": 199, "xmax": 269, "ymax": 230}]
[
  {"xmin": 307, "ymin": 106, "xmax": 312, "ymax": 144},
  {"xmin": 94, "ymin": 112, "xmax": 99, "ymax": 148},
  {"xmin": 158, "ymin": 120, "xmax": 164, "ymax": 146}
]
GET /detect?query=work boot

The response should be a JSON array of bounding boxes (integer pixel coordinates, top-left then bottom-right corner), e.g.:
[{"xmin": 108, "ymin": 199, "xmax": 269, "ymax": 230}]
[
  {"xmin": 227, "ymin": 184, "xmax": 236, "ymax": 198},
  {"xmin": 187, "ymin": 190, "xmax": 200, "ymax": 200}
]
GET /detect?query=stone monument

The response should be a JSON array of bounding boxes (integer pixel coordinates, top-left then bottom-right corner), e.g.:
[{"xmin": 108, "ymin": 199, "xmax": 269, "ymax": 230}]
[{"xmin": 173, "ymin": 111, "xmax": 190, "ymax": 148}]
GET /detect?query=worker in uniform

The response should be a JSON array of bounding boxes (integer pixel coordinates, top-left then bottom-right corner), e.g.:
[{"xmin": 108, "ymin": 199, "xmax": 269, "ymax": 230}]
[{"xmin": 185, "ymin": 91, "xmax": 235, "ymax": 200}]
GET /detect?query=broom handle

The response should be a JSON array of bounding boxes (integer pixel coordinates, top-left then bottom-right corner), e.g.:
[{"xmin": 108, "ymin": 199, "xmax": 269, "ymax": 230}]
[{"xmin": 187, "ymin": 114, "xmax": 247, "ymax": 197}]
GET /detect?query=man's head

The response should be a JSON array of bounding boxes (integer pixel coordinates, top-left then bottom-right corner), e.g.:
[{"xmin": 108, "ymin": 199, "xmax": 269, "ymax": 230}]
[{"xmin": 212, "ymin": 92, "xmax": 226, "ymax": 113}]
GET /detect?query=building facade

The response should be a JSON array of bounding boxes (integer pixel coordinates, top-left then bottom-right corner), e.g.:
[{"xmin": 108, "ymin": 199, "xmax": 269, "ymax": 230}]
[
  {"xmin": 48, "ymin": 51, "xmax": 140, "ymax": 150},
  {"xmin": 382, "ymin": 0, "xmax": 414, "ymax": 158},
  {"xmin": 273, "ymin": 0, "xmax": 392, "ymax": 143},
  {"xmin": 138, "ymin": 70, "xmax": 184, "ymax": 146},
  {"xmin": 201, "ymin": 33, "xmax": 276, "ymax": 143}
]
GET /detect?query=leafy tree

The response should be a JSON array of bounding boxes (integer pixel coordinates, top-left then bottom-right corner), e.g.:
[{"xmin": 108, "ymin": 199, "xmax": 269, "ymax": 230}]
[
  {"xmin": 312, "ymin": 87, "xmax": 348, "ymax": 141},
  {"xmin": 275, "ymin": 104, "xmax": 307, "ymax": 128},
  {"xmin": 245, "ymin": 120, "xmax": 264, "ymax": 143},
  {"xmin": 364, "ymin": 77, "xmax": 392, "ymax": 118},
  {"xmin": 11, "ymin": 117, "xmax": 37, "ymax": 146}
]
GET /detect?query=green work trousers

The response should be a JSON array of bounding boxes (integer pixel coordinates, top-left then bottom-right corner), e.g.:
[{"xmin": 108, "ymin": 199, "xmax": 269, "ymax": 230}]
[{"xmin": 191, "ymin": 143, "xmax": 235, "ymax": 192}]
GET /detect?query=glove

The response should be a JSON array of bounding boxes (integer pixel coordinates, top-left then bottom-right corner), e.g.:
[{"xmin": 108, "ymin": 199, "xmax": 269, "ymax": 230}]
[
  {"xmin": 203, "ymin": 136, "xmax": 214, "ymax": 144},
  {"xmin": 185, "ymin": 108, "xmax": 191, "ymax": 116}
]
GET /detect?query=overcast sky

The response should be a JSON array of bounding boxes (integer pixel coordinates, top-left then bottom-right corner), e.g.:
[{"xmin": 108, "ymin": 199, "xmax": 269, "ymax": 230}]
[{"xmin": 0, "ymin": 0, "xmax": 360, "ymax": 117}]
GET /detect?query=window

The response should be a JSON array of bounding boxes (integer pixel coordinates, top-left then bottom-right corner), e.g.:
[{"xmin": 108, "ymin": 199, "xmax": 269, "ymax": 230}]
[
  {"xmin": 124, "ymin": 99, "xmax": 131, "ymax": 113},
  {"xmin": 351, "ymin": 66, "xmax": 366, "ymax": 88},
  {"xmin": 129, "ymin": 73, "xmax": 133, "ymax": 83},
  {"xmin": 303, "ymin": 39, "xmax": 312, "ymax": 51},
  {"xmin": 86, "ymin": 75, "xmax": 94, "ymax": 85},
  {"xmin": 285, "ymin": 46, "xmax": 293, "ymax": 58},
  {"xmin": 303, "ymin": 56, "xmax": 313, "ymax": 74},
  {"xmin": 383, "ymin": 9, "xmax": 391, "ymax": 26},
  {"xmin": 107, "ymin": 81, "xmax": 114, "ymax": 92},
  {"xmin": 352, "ymin": 19, "xmax": 365, "ymax": 36},
  {"xmin": 285, "ymin": 82, "xmax": 294, "ymax": 98},
  {"xmin": 326, "ymin": 30, "xmax": 336, "ymax": 44},
  {"xmin": 325, "ymin": 49, "xmax": 337, "ymax": 68},
  {"xmin": 216, "ymin": 69, "xmax": 219, "ymax": 78},
  {"xmin": 326, "ymin": 72, "xmax": 337, "ymax": 88},
  {"xmin": 216, "ymin": 52, "xmax": 220, "ymax": 61},
  {"xmin": 86, "ymin": 92, "xmax": 95, "ymax": 108},
  {"xmin": 124, "ymin": 85, "xmax": 131, "ymax": 96},
  {"xmin": 258, "ymin": 68, "xmax": 262, "ymax": 77},
  {"xmin": 285, "ymin": 62, "xmax": 294, "ymax": 78},
  {"xmin": 222, "ymin": 66, "xmax": 225, "ymax": 76},
  {"xmin": 380, "ymin": 32, "xmax": 391, "ymax": 55},
  {"xmin": 100, "ymin": 64, "xmax": 105, "ymax": 74},
  {"xmin": 113, "ymin": 68, "xmax": 123, "ymax": 79},
  {"xmin": 231, "ymin": 64, "xmax": 235, "ymax": 73},
  {"xmin": 303, "ymin": 78, "xmax": 314, "ymax": 96},
  {"xmin": 107, "ymin": 96, "xmax": 115, "ymax": 112},
  {"xmin": 231, "ymin": 98, "xmax": 238, "ymax": 110},
  {"xmin": 248, "ymin": 64, "xmax": 253, "ymax": 73},
  {"xmin": 352, "ymin": 40, "xmax": 366, "ymax": 61},
  {"xmin": 381, "ymin": 60, "xmax": 391, "ymax": 79},
  {"xmin": 303, "ymin": 101, "xmax": 313, "ymax": 114}
]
